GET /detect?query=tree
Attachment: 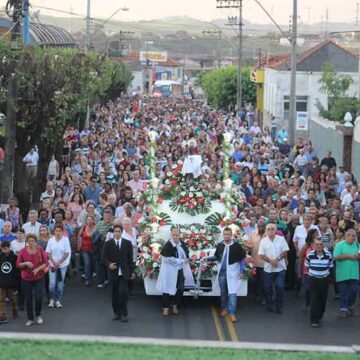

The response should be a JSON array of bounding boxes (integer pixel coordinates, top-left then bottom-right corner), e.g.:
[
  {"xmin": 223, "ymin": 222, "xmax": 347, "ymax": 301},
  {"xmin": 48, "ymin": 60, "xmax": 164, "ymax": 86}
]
[
  {"xmin": 201, "ymin": 66, "xmax": 256, "ymax": 110},
  {"xmin": 316, "ymin": 63, "xmax": 358, "ymax": 122},
  {"xmin": 0, "ymin": 41, "xmax": 133, "ymax": 209}
]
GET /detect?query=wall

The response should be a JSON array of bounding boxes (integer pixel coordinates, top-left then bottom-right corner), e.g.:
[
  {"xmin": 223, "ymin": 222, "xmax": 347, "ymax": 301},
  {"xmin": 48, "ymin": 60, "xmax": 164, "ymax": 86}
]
[
  {"xmin": 352, "ymin": 121, "xmax": 360, "ymax": 180},
  {"xmin": 263, "ymin": 68, "xmax": 360, "ymax": 129},
  {"xmin": 308, "ymin": 116, "xmax": 344, "ymax": 165}
]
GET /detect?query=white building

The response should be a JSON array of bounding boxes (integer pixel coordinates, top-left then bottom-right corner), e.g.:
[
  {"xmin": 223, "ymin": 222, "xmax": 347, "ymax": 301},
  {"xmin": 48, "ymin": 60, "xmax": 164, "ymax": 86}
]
[{"xmin": 263, "ymin": 40, "xmax": 359, "ymax": 128}]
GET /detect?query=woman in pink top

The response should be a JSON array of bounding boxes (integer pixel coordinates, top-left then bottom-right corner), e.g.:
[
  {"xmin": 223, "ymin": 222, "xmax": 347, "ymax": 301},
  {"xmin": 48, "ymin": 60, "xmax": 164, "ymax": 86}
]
[
  {"xmin": 67, "ymin": 193, "xmax": 84, "ymax": 223},
  {"xmin": 16, "ymin": 234, "xmax": 49, "ymax": 326},
  {"xmin": 299, "ymin": 229, "xmax": 319, "ymax": 311}
]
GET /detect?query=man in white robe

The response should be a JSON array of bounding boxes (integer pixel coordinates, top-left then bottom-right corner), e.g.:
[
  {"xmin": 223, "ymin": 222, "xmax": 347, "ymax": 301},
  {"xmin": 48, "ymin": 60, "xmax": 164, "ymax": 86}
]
[{"xmin": 156, "ymin": 227, "xmax": 194, "ymax": 316}]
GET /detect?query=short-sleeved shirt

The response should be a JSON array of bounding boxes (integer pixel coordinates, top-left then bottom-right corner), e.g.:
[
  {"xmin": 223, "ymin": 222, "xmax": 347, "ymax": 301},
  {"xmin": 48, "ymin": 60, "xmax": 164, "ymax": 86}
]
[
  {"xmin": 46, "ymin": 236, "xmax": 72, "ymax": 268},
  {"xmin": 333, "ymin": 240, "xmax": 359, "ymax": 282},
  {"xmin": 258, "ymin": 235, "xmax": 289, "ymax": 273}
]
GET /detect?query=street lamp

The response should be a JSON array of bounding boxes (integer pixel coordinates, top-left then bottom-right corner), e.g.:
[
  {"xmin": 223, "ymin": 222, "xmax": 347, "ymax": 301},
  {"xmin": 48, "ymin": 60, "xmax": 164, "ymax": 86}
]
[{"xmin": 344, "ymin": 112, "xmax": 353, "ymax": 127}]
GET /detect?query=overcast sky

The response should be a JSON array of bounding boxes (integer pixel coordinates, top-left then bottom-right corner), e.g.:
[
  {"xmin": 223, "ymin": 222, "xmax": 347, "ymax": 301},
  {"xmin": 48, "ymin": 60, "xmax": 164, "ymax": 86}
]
[{"xmin": 2, "ymin": 0, "xmax": 359, "ymax": 25}]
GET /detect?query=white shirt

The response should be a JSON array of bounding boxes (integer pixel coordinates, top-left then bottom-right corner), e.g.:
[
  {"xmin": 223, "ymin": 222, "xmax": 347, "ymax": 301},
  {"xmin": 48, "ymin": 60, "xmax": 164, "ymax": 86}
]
[
  {"xmin": 293, "ymin": 224, "xmax": 318, "ymax": 253},
  {"xmin": 23, "ymin": 151, "xmax": 39, "ymax": 166},
  {"xmin": 342, "ymin": 193, "xmax": 356, "ymax": 208},
  {"xmin": 46, "ymin": 236, "xmax": 71, "ymax": 268},
  {"xmin": 258, "ymin": 235, "xmax": 289, "ymax": 273},
  {"xmin": 10, "ymin": 240, "xmax": 26, "ymax": 255},
  {"xmin": 22, "ymin": 221, "xmax": 41, "ymax": 237},
  {"xmin": 114, "ymin": 237, "xmax": 122, "ymax": 276},
  {"xmin": 122, "ymin": 228, "xmax": 138, "ymax": 263}
]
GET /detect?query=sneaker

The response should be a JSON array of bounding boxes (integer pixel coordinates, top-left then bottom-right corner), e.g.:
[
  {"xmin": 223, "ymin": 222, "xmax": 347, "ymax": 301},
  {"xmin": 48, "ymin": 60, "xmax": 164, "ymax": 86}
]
[
  {"xmin": 25, "ymin": 320, "xmax": 34, "ymax": 326},
  {"xmin": 311, "ymin": 323, "xmax": 320, "ymax": 328},
  {"xmin": 104, "ymin": 280, "xmax": 109, "ymax": 285},
  {"xmin": 36, "ymin": 316, "xmax": 44, "ymax": 325},
  {"xmin": 81, "ymin": 274, "xmax": 86, "ymax": 279},
  {"xmin": 172, "ymin": 305, "xmax": 179, "ymax": 315},
  {"xmin": 48, "ymin": 299, "xmax": 55, "ymax": 308},
  {"xmin": 0, "ymin": 317, "xmax": 8, "ymax": 324},
  {"xmin": 220, "ymin": 309, "xmax": 228, "ymax": 317},
  {"xmin": 340, "ymin": 310, "xmax": 348, "ymax": 318},
  {"xmin": 92, "ymin": 272, "xmax": 97, "ymax": 278},
  {"xmin": 85, "ymin": 280, "xmax": 90, "ymax": 287},
  {"xmin": 55, "ymin": 301, "xmax": 63, "ymax": 309},
  {"xmin": 97, "ymin": 283, "xmax": 107, "ymax": 289},
  {"xmin": 162, "ymin": 308, "xmax": 169, "ymax": 316}
]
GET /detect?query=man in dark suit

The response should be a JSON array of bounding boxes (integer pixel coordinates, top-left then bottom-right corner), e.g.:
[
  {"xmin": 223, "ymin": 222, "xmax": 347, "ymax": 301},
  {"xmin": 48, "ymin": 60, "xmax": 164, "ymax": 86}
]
[{"xmin": 102, "ymin": 224, "xmax": 133, "ymax": 322}]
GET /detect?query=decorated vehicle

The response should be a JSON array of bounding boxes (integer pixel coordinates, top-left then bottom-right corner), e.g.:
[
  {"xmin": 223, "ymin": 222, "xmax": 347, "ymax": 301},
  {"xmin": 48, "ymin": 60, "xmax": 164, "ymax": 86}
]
[{"xmin": 136, "ymin": 134, "xmax": 253, "ymax": 297}]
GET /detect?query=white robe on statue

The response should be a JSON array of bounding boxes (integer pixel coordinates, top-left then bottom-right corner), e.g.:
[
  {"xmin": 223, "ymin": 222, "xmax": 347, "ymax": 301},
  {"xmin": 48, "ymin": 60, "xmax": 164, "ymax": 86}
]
[
  {"xmin": 156, "ymin": 242, "xmax": 195, "ymax": 295},
  {"xmin": 182, "ymin": 154, "xmax": 202, "ymax": 178}
]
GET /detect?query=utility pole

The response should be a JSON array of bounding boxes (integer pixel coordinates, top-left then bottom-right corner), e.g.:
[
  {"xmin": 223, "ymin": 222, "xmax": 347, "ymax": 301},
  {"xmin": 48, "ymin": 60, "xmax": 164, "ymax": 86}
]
[
  {"xmin": 289, "ymin": 0, "xmax": 297, "ymax": 145},
  {"xmin": 119, "ymin": 30, "xmax": 135, "ymax": 57},
  {"xmin": 1, "ymin": 0, "xmax": 23, "ymax": 202},
  {"xmin": 356, "ymin": 3, "xmax": 359, "ymax": 26},
  {"xmin": 85, "ymin": 0, "xmax": 91, "ymax": 52},
  {"xmin": 202, "ymin": 30, "xmax": 222, "ymax": 67},
  {"xmin": 22, "ymin": 0, "xmax": 30, "ymax": 44},
  {"xmin": 216, "ymin": 0, "xmax": 243, "ymax": 115},
  {"xmin": 325, "ymin": 8, "xmax": 329, "ymax": 38}
]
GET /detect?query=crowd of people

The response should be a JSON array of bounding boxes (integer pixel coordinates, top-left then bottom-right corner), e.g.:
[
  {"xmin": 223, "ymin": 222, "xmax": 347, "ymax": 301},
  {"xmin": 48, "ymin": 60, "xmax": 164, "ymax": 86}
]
[{"xmin": 0, "ymin": 97, "xmax": 359, "ymax": 329}]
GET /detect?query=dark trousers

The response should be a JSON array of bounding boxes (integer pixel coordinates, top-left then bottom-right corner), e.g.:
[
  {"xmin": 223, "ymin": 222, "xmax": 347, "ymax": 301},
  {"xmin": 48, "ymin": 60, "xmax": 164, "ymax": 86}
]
[
  {"xmin": 255, "ymin": 267, "xmax": 265, "ymax": 302},
  {"xmin": 162, "ymin": 270, "xmax": 184, "ymax": 309},
  {"xmin": 22, "ymin": 278, "xmax": 44, "ymax": 321},
  {"xmin": 310, "ymin": 277, "xmax": 329, "ymax": 324},
  {"xmin": 263, "ymin": 270, "xmax": 286, "ymax": 310},
  {"xmin": 111, "ymin": 276, "xmax": 128, "ymax": 316}
]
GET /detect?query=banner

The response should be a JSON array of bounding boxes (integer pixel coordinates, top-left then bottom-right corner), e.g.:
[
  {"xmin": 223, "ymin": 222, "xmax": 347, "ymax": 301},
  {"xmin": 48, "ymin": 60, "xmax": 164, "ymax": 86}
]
[
  {"xmin": 296, "ymin": 111, "xmax": 308, "ymax": 131},
  {"xmin": 139, "ymin": 51, "xmax": 168, "ymax": 63}
]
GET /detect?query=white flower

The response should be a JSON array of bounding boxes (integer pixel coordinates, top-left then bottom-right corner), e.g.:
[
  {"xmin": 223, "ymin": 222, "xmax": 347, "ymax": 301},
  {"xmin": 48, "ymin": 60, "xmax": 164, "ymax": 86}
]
[
  {"xmin": 153, "ymin": 262, "xmax": 159, "ymax": 268},
  {"xmin": 142, "ymin": 246, "xmax": 149, "ymax": 253},
  {"xmin": 189, "ymin": 192, "xmax": 194, "ymax": 197},
  {"xmin": 190, "ymin": 187, "xmax": 195, "ymax": 191},
  {"xmin": 143, "ymin": 253, "xmax": 150, "ymax": 259}
]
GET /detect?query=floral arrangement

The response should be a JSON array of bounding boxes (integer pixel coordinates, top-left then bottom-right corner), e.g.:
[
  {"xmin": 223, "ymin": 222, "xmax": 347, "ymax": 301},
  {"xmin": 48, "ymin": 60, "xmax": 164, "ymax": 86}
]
[
  {"xmin": 137, "ymin": 210, "xmax": 172, "ymax": 232},
  {"xmin": 169, "ymin": 176, "xmax": 212, "ymax": 216},
  {"xmin": 161, "ymin": 162, "xmax": 184, "ymax": 199},
  {"xmin": 243, "ymin": 254, "xmax": 257, "ymax": 280},
  {"xmin": 219, "ymin": 186, "xmax": 247, "ymax": 216},
  {"xmin": 136, "ymin": 233, "xmax": 162, "ymax": 279},
  {"xmin": 178, "ymin": 224, "xmax": 216, "ymax": 251},
  {"xmin": 189, "ymin": 250, "xmax": 215, "ymax": 279}
]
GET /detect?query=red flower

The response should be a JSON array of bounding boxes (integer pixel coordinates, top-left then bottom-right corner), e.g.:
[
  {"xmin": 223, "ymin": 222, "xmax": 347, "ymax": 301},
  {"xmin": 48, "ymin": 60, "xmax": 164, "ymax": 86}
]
[
  {"xmin": 219, "ymin": 198, "xmax": 225, "ymax": 203},
  {"xmin": 219, "ymin": 220, "xmax": 227, "ymax": 227},
  {"xmin": 172, "ymin": 169, "xmax": 179, "ymax": 176},
  {"xmin": 189, "ymin": 240, "xmax": 195, "ymax": 248},
  {"xmin": 159, "ymin": 220, "xmax": 166, "ymax": 226},
  {"xmin": 146, "ymin": 269, "xmax": 152, "ymax": 276},
  {"xmin": 150, "ymin": 216, "xmax": 157, "ymax": 223},
  {"xmin": 200, "ymin": 251, "xmax": 206, "ymax": 258},
  {"xmin": 154, "ymin": 253, "xmax": 160, "ymax": 260},
  {"xmin": 163, "ymin": 185, "xmax": 170, "ymax": 192},
  {"xmin": 197, "ymin": 198, "xmax": 204, "ymax": 204},
  {"xmin": 179, "ymin": 198, "xmax": 187, "ymax": 203},
  {"xmin": 157, "ymin": 197, "xmax": 163, "ymax": 204},
  {"xmin": 171, "ymin": 180, "xmax": 177, "ymax": 186},
  {"xmin": 188, "ymin": 203, "xmax": 195, "ymax": 209},
  {"xmin": 191, "ymin": 254, "xmax": 198, "ymax": 260}
]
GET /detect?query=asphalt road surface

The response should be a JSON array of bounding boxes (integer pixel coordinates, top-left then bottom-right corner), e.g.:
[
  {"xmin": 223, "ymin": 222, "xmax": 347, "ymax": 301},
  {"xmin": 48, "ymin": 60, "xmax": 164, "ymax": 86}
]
[{"xmin": 1, "ymin": 275, "xmax": 359, "ymax": 346}]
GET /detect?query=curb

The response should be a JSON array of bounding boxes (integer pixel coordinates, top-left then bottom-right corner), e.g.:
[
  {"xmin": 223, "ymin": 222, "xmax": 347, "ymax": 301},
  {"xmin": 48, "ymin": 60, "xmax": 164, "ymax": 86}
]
[{"xmin": 0, "ymin": 332, "xmax": 358, "ymax": 354}]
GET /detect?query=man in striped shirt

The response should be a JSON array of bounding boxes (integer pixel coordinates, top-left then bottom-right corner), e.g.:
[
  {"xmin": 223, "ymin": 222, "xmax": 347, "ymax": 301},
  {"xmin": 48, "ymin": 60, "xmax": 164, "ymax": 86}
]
[{"xmin": 305, "ymin": 238, "xmax": 333, "ymax": 328}]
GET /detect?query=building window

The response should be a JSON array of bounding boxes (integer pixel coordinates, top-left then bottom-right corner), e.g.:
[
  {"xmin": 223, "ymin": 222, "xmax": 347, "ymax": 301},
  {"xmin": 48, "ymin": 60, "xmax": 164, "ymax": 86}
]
[{"xmin": 283, "ymin": 95, "xmax": 308, "ymax": 120}]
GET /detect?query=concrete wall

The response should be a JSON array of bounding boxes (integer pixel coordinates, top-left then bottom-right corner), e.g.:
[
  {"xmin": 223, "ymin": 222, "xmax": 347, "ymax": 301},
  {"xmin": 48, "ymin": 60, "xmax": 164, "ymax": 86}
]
[
  {"xmin": 308, "ymin": 116, "xmax": 344, "ymax": 165},
  {"xmin": 352, "ymin": 122, "xmax": 360, "ymax": 180}
]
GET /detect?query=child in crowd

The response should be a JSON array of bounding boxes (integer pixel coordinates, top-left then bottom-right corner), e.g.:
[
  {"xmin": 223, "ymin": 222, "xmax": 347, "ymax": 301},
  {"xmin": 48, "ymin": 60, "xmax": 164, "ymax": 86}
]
[{"xmin": 0, "ymin": 241, "xmax": 18, "ymax": 323}]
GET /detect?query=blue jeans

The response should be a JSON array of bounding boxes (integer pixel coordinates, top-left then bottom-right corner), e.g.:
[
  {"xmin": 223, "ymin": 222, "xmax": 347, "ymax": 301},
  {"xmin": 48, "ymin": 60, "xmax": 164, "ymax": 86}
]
[
  {"xmin": 82, "ymin": 251, "xmax": 93, "ymax": 281},
  {"xmin": 49, "ymin": 266, "xmax": 68, "ymax": 302},
  {"xmin": 263, "ymin": 270, "xmax": 286, "ymax": 310},
  {"xmin": 219, "ymin": 271, "xmax": 237, "ymax": 315},
  {"xmin": 338, "ymin": 280, "xmax": 359, "ymax": 312}
]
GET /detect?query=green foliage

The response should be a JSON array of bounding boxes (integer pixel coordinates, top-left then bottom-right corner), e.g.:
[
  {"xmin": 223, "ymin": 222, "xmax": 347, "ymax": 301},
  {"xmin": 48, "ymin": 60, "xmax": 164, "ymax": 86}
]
[
  {"xmin": 201, "ymin": 66, "xmax": 256, "ymax": 110},
  {"xmin": 317, "ymin": 63, "xmax": 358, "ymax": 122},
  {"xmin": 0, "ymin": 41, "xmax": 133, "ymax": 149}
]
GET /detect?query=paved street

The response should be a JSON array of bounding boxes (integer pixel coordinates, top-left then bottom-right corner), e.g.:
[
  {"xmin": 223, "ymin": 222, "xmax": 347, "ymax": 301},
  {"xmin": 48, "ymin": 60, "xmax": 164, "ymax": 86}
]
[{"xmin": 0, "ymin": 275, "xmax": 359, "ymax": 346}]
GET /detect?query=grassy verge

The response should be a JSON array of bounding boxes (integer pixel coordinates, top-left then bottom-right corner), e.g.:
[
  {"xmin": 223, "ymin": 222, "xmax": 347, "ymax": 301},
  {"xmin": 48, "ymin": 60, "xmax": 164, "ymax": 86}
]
[{"xmin": 0, "ymin": 340, "xmax": 356, "ymax": 360}]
